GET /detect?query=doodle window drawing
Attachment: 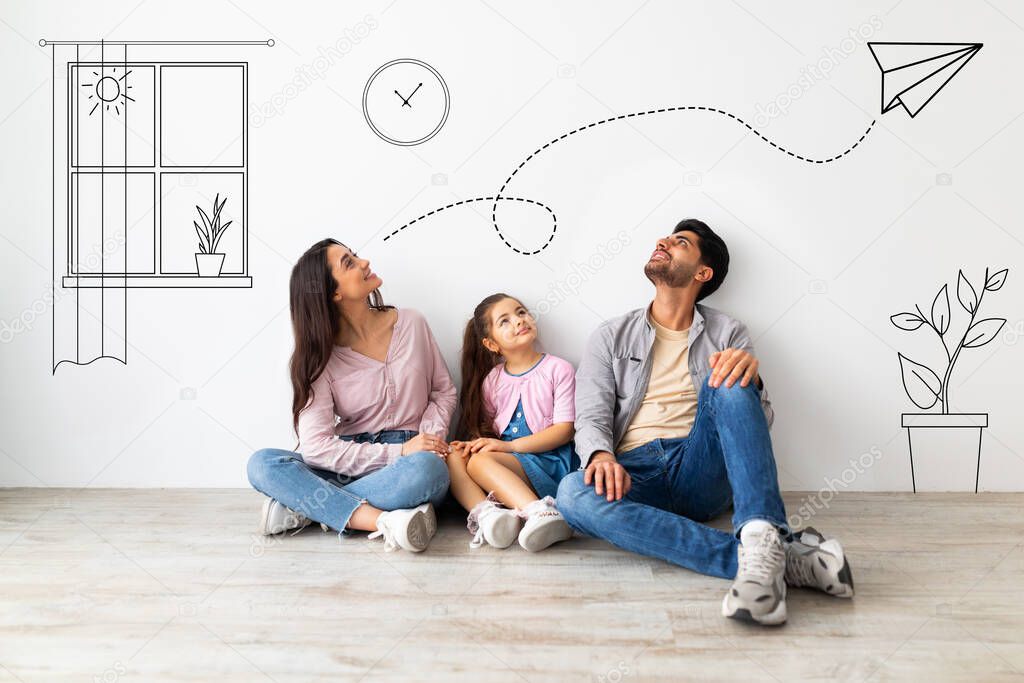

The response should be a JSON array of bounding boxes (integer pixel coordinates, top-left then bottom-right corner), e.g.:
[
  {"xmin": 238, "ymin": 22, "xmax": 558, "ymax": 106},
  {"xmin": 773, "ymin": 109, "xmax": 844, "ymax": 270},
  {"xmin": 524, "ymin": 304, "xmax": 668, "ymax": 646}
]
[
  {"xmin": 65, "ymin": 61, "xmax": 250, "ymax": 285},
  {"xmin": 48, "ymin": 40, "xmax": 266, "ymax": 372}
]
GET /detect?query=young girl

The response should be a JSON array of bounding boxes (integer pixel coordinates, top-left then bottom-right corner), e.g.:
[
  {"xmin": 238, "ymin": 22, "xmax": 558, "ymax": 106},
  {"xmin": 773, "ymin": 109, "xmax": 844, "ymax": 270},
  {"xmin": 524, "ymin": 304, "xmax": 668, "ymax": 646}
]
[{"xmin": 448, "ymin": 293, "xmax": 580, "ymax": 552}]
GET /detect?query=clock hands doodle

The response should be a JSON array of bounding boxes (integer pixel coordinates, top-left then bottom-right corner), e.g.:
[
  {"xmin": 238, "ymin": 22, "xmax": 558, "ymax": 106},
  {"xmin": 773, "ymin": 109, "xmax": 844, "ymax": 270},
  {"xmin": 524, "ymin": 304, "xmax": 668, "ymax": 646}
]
[
  {"xmin": 364, "ymin": 58, "xmax": 449, "ymax": 146},
  {"xmin": 394, "ymin": 82, "xmax": 422, "ymax": 108}
]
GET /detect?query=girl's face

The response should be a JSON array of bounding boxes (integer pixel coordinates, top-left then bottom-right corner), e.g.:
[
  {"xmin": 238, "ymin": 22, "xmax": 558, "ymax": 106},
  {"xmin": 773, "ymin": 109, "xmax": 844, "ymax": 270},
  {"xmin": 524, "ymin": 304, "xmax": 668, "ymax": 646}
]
[
  {"xmin": 482, "ymin": 297, "xmax": 537, "ymax": 356},
  {"xmin": 325, "ymin": 243, "xmax": 382, "ymax": 303}
]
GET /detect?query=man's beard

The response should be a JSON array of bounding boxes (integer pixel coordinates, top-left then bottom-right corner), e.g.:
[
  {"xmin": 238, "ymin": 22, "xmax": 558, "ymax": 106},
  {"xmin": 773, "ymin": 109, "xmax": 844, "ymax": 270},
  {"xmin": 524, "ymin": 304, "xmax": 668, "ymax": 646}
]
[{"xmin": 644, "ymin": 257, "xmax": 697, "ymax": 288}]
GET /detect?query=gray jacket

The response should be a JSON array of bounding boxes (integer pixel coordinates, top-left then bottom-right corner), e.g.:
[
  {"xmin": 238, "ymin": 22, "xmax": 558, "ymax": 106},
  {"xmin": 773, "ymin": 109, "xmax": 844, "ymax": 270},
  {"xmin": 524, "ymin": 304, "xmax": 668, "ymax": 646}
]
[{"xmin": 574, "ymin": 302, "xmax": 774, "ymax": 467}]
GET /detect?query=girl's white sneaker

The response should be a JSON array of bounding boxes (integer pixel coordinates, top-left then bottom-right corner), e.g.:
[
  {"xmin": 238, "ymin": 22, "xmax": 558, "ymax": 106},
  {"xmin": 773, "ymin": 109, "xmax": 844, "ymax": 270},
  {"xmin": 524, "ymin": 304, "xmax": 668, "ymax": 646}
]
[
  {"xmin": 517, "ymin": 497, "xmax": 573, "ymax": 552},
  {"xmin": 467, "ymin": 494, "xmax": 522, "ymax": 549}
]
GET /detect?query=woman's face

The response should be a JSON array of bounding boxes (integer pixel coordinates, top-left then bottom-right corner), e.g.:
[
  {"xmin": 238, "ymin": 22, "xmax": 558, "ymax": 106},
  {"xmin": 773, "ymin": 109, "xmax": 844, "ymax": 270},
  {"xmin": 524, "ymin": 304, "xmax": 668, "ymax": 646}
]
[
  {"xmin": 483, "ymin": 297, "xmax": 537, "ymax": 355},
  {"xmin": 326, "ymin": 243, "xmax": 382, "ymax": 303}
]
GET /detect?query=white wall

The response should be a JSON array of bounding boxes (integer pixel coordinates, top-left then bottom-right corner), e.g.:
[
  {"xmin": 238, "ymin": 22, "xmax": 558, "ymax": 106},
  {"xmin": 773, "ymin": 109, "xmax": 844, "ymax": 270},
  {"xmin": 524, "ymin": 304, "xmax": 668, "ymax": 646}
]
[{"xmin": 1, "ymin": 1, "xmax": 1021, "ymax": 490}]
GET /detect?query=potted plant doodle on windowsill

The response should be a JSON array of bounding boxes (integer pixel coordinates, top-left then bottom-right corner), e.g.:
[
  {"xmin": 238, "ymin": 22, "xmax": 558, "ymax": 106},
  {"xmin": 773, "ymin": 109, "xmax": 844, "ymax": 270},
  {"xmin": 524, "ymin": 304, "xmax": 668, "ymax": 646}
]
[
  {"xmin": 194, "ymin": 193, "xmax": 233, "ymax": 277},
  {"xmin": 890, "ymin": 267, "xmax": 1008, "ymax": 493}
]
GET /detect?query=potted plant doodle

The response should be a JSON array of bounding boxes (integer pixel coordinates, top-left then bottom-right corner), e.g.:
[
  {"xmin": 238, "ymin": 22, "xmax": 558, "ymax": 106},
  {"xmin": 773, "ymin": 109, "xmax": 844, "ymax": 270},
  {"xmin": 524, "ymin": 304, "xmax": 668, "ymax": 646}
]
[
  {"xmin": 194, "ymin": 193, "xmax": 233, "ymax": 277},
  {"xmin": 890, "ymin": 267, "xmax": 1008, "ymax": 492}
]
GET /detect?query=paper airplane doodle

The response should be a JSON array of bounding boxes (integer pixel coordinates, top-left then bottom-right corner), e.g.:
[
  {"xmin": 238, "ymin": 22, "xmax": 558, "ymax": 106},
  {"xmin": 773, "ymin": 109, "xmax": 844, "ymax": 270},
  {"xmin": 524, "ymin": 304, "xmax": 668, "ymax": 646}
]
[{"xmin": 868, "ymin": 42, "xmax": 982, "ymax": 117}]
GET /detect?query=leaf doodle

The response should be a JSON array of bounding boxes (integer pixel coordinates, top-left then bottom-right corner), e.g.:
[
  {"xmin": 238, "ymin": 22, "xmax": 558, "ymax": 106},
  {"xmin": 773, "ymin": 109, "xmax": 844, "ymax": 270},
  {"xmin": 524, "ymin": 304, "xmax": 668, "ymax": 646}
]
[
  {"xmin": 957, "ymin": 270, "xmax": 978, "ymax": 314},
  {"xmin": 898, "ymin": 353, "xmax": 942, "ymax": 410},
  {"xmin": 963, "ymin": 318, "xmax": 1007, "ymax": 348},
  {"xmin": 930, "ymin": 284, "xmax": 950, "ymax": 334},
  {"xmin": 891, "ymin": 312, "xmax": 926, "ymax": 331},
  {"xmin": 985, "ymin": 268, "xmax": 1008, "ymax": 291}
]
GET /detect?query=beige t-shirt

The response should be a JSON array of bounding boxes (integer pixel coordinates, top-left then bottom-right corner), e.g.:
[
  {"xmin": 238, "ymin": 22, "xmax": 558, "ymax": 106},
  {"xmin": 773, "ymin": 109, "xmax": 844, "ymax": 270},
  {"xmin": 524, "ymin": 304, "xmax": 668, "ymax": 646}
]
[{"xmin": 616, "ymin": 311, "xmax": 699, "ymax": 454}]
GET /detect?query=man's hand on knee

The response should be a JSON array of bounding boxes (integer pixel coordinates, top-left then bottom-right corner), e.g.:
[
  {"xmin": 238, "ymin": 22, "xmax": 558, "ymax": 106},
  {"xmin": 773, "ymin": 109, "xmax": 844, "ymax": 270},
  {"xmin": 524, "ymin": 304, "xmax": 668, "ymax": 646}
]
[
  {"xmin": 709, "ymin": 347, "xmax": 760, "ymax": 388},
  {"xmin": 584, "ymin": 451, "xmax": 631, "ymax": 502}
]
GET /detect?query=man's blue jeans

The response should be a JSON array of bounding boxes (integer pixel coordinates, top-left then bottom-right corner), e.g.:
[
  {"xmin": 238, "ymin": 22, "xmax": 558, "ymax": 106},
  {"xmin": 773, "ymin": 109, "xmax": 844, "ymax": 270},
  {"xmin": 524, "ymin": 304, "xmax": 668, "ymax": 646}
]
[
  {"xmin": 557, "ymin": 379, "xmax": 790, "ymax": 579},
  {"xmin": 247, "ymin": 430, "xmax": 450, "ymax": 532}
]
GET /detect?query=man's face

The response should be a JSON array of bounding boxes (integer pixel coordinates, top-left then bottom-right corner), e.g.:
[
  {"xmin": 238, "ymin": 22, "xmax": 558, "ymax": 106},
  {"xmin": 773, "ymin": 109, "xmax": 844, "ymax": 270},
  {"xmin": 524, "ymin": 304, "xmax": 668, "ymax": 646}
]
[{"xmin": 643, "ymin": 229, "xmax": 708, "ymax": 288}]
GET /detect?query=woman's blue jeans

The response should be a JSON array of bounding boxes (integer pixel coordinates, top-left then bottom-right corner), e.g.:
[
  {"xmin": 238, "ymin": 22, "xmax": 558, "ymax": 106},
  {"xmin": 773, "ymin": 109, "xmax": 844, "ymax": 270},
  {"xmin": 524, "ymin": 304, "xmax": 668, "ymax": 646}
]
[
  {"xmin": 247, "ymin": 430, "xmax": 450, "ymax": 532},
  {"xmin": 556, "ymin": 378, "xmax": 790, "ymax": 579}
]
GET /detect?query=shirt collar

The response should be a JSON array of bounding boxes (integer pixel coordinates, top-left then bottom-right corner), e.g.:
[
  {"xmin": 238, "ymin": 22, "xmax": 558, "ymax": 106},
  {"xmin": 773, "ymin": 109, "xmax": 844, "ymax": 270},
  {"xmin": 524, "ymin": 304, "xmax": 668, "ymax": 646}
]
[{"xmin": 641, "ymin": 301, "xmax": 705, "ymax": 341}]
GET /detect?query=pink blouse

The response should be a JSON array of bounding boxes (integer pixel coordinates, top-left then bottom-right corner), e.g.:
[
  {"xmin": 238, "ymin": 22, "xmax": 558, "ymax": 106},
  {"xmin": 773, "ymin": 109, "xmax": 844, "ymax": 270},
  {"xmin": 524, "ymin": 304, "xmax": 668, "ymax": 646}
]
[
  {"xmin": 482, "ymin": 353, "xmax": 576, "ymax": 437},
  {"xmin": 297, "ymin": 308, "xmax": 457, "ymax": 476}
]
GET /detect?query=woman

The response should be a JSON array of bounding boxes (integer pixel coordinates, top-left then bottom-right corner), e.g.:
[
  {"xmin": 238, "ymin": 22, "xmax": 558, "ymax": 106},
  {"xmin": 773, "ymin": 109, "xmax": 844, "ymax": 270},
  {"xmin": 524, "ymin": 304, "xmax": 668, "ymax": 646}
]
[{"xmin": 247, "ymin": 238, "xmax": 455, "ymax": 552}]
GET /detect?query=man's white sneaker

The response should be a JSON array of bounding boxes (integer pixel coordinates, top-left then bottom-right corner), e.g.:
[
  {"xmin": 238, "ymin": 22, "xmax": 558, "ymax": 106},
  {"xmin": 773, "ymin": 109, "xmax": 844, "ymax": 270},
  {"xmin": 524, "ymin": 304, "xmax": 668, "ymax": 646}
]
[
  {"xmin": 467, "ymin": 495, "xmax": 522, "ymax": 549},
  {"xmin": 368, "ymin": 506, "xmax": 434, "ymax": 552},
  {"xmin": 517, "ymin": 497, "xmax": 573, "ymax": 553},
  {"xmin": 722, "ymin": 525, "xmax": 788, "ymax": 626},
  {"xmin": 785, "ymin": 526, "xmax": 855, "ymax": 598},
  {"xmin": 258, "ymin": 497, "xmax": 311, "ymax": 536}
]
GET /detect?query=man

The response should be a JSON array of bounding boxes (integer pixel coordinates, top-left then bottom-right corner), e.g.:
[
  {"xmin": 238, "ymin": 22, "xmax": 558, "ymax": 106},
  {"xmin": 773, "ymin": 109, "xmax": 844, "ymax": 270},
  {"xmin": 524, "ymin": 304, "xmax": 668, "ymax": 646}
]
[{"xmin": 557, "ymin": 218, "xmax": 853, "ymax": 626}]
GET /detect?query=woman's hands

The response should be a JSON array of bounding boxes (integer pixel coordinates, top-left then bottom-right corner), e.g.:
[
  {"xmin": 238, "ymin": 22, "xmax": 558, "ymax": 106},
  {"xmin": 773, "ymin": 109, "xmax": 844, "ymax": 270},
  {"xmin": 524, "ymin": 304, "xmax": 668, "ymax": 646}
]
[{"xmin": 402, "ymin": 432, "xmax": 450, "ymax": 458}]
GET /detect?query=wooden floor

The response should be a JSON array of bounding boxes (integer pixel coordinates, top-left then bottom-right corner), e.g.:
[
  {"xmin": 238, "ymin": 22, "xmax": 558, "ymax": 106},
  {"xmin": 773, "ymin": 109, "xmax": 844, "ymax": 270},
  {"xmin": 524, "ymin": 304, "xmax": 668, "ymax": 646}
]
[{"xmin": 1, "ymin": 490, "xmax": 1022, "ymax": 682}]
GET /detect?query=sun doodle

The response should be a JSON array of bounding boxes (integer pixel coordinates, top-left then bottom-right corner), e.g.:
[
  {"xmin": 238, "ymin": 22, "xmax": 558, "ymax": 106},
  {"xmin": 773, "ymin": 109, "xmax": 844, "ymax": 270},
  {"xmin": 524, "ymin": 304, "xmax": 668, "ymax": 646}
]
[{"xmin": 80, "ymin": 66, "xmax": 135, "ymax": 117}]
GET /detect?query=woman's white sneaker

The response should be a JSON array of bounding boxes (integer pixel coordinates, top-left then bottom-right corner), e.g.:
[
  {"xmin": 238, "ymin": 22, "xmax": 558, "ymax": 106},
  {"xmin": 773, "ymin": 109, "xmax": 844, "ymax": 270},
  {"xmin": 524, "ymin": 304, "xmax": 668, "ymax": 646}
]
[
  {"xmin": 415, "ymin": 502, "xmax": 437, "ymax": 538},
  {"xmin": 517, "ymin": 497, "xmax": 573, "ymax": 552},
  {"xmin": 368, "ymin": 506, "xmax": 434, "ymax": 552},
  {"xmin": 467, "ymin": 494, "xmax": 522, "ymax": 549},
  {"xmin": 258, "ymin": 498, "xmax": 311, "ymax": 536}
]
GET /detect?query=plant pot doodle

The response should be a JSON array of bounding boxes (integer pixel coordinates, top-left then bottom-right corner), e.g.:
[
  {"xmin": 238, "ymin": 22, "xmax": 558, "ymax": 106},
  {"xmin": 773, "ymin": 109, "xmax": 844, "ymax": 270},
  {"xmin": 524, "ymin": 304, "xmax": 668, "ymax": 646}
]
[
  {"xmin": 194, "ymin": 193, "xmax": 233, "ymax": 277},
  {"xmin": 891, "ymin": 267, "xmax": 1008, "ymax": 492}
]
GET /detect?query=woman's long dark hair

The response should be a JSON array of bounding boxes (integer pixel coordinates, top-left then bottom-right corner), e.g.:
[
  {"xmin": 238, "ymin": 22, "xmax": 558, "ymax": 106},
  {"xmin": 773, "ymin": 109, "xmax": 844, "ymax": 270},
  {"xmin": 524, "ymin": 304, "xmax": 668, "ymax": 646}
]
[
  {"xmin": 289, "ymin": 238, "xmax": 393, "ymax": 443},
  {"xmin": 456, "ymin": 293, "xmax": 521, "ymax": 440}
]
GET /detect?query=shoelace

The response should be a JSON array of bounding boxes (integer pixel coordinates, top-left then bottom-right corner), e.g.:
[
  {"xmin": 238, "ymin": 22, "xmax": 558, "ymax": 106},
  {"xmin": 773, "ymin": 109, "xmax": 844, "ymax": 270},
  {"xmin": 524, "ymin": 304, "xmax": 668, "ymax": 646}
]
[
  {"xmin": 784, "ymin": 544, "xmax": 818, "ymax": 586},
  {"xmin": 285, "ymin": 509, "xmax": 310, "ymax": 536},
  {"xmin": 738, "ymin": 531, "xmax": 785, "ymax": 582},
  {"xmin": 367, "ymin": 515, "xmax": 399, "ymax": 552},
  {"xmin": 469, "ymin": 527, "xmax": 487, "ymax": 550}
]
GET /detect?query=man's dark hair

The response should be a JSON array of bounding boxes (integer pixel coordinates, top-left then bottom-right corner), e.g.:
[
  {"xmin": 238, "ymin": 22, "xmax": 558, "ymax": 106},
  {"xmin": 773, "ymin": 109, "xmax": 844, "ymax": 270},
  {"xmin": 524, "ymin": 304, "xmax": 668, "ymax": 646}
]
[{"xmin": 673, "ymin": 218, "xmax": 729, "ymax": 301}]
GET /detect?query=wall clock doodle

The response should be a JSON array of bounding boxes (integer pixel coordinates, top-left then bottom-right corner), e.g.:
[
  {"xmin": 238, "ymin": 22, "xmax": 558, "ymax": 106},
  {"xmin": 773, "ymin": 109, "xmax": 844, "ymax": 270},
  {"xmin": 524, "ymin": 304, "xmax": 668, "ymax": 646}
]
[{"xmin": 362, "ymin": 58, "xmax": 450, "ymax": 146}]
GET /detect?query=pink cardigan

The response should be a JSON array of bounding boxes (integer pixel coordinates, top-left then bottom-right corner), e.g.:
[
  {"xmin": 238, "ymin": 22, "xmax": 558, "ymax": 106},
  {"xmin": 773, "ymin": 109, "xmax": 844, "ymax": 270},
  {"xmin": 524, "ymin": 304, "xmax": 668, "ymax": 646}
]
[
  {"xmin": 482, "ymin": 353, "xmax": 576, "ymax": 437},
  {"xmin": 297, "ymin": 308, "xmax": 457, "ymax": 476}
]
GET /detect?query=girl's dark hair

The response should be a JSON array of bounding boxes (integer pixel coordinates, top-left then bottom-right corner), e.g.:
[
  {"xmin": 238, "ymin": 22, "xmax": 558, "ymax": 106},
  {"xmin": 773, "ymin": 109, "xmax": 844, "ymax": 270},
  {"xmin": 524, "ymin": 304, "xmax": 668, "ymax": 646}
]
[
  {"xmin": 673, "ymin": 218, "xmax": 730, "ymax": 301},
  {"xmin": 456, "ymin": 292, "xmax": 520, "ymax": 439},
  {"xmin": 288, "ymin": 238, "xmax": 393, "ymax": 445}
]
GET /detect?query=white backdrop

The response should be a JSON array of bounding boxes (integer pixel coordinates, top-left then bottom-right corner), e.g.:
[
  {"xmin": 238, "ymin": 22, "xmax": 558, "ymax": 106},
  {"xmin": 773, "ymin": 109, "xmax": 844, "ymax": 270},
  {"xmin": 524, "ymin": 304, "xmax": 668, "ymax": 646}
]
[{"xmin": 1, "ymin": 1, "xmax": 1021, "ymax": 491}]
